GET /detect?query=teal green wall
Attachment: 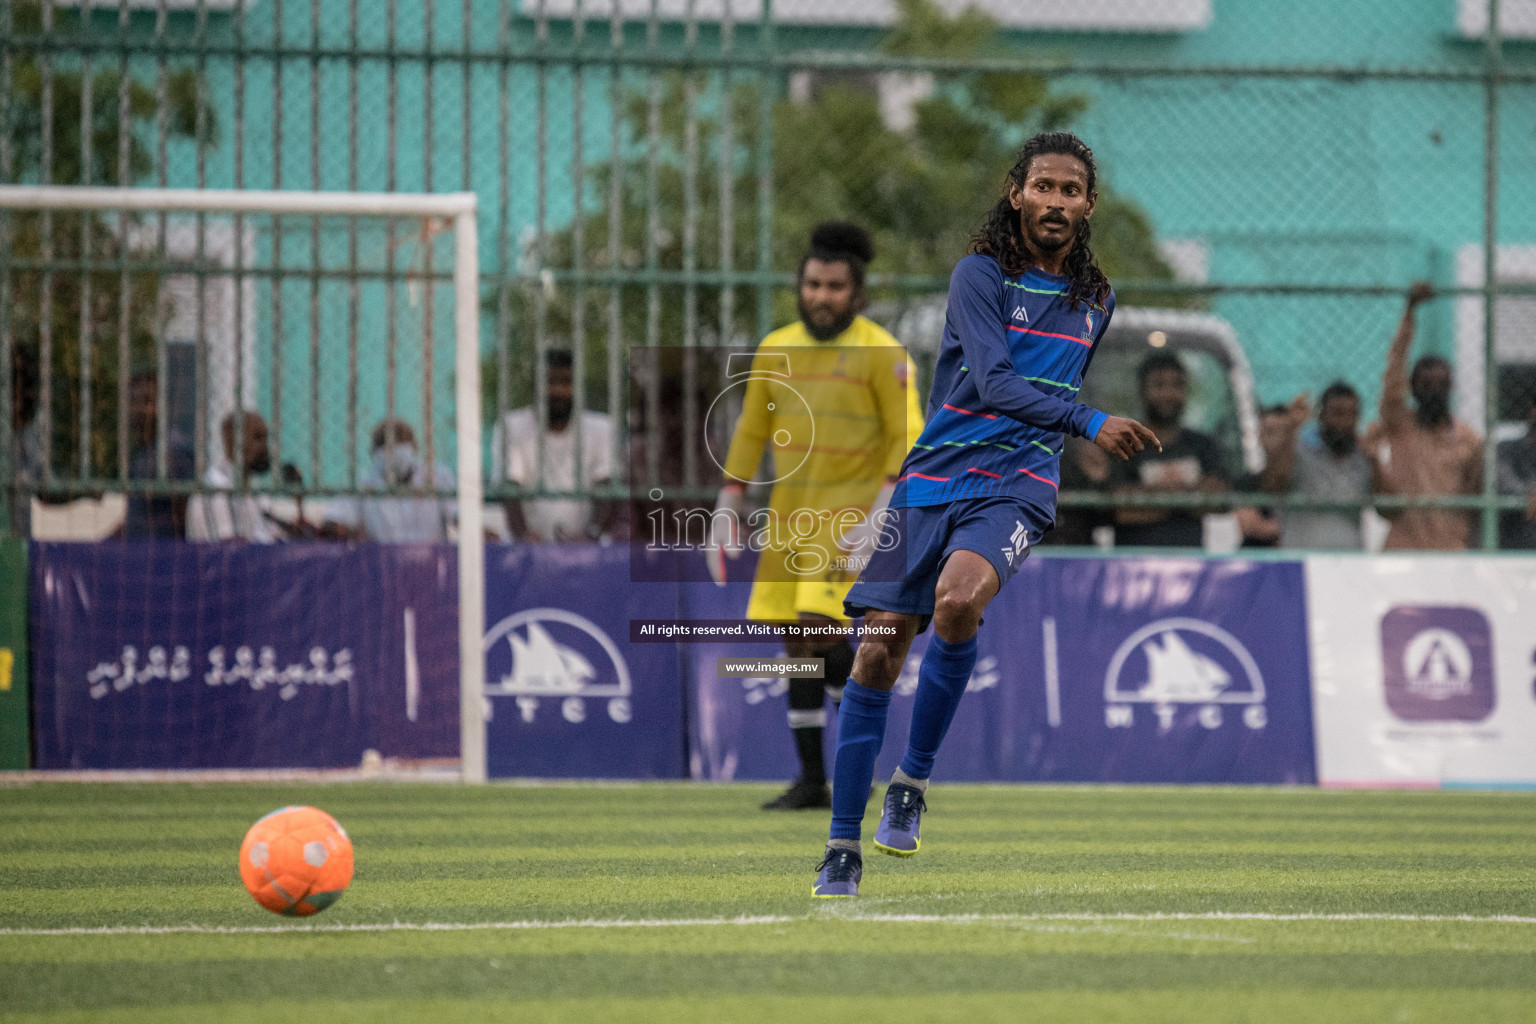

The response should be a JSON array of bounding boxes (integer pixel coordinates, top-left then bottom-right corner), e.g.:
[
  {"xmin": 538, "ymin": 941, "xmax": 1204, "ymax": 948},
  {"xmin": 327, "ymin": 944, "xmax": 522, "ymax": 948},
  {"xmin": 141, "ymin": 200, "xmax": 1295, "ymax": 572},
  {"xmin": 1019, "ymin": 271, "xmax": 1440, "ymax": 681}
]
[
  {"xmin": 984, "ymin": 0, "xmax": 1535, "ymax": 410},
  {"xmin": 73, "ymin": 0, "xmax": 1536, "ymax": 471}
]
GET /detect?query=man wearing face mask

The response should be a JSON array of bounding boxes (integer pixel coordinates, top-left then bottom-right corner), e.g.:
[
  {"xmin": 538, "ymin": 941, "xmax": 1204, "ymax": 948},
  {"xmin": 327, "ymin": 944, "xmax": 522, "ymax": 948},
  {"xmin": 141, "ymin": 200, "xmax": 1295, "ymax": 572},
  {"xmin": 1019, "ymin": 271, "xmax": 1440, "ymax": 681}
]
[
  {"xmin": 1369, "ymin": 282, "xmax": 1483, "ymax": 550},
  {"xmin": 326, "ymin": 418, "xmax": 456, "ymax": 543},
  {"xmin": 493, "ymin": 349, "xmax": 615, "ymax": 543},
  {"xmin": 187, "ymin": 410, "xmax": 284, "ymax": 542},
  {"xmin": 1261, "ymin": 383, "xmax": 1376, "ymax": 549}
]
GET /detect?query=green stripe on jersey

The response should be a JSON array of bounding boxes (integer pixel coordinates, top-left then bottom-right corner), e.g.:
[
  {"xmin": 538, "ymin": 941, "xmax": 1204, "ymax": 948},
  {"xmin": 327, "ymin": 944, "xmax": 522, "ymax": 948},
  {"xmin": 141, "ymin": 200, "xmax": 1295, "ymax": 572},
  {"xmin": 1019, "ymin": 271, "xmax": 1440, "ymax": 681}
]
[{"xmin": 1021, "ymin": 375, "xmax": 1080, "ymax": 392}]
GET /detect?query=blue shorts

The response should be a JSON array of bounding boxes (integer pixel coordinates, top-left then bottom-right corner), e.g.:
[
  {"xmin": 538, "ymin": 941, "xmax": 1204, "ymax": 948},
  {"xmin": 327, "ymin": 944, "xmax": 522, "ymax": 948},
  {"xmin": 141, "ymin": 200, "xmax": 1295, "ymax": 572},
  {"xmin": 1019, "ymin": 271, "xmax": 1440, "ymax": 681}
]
[{"xmin": 843, "ymin": 495, "xmax": 1050, "ymax": 633}]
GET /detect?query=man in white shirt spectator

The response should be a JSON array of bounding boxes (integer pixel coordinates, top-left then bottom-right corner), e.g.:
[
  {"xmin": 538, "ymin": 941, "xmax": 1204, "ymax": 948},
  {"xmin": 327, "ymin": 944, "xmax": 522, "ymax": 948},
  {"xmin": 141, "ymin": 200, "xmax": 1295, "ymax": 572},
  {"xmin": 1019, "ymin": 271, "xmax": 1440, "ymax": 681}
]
[
  {"xmin": 187, "ymin": 410, "xmax": 283, "ymax": 543},
  {"xmin": 492, "ymin": 349, "xmax": 616, "ymax": 542},
  {"xmin": 1262, "ymin": 382, "xmax": 1376, "ymax": 550},
  {"xmin": 327, "ymin": 418, "xmax": 456, "ymax": 543}
]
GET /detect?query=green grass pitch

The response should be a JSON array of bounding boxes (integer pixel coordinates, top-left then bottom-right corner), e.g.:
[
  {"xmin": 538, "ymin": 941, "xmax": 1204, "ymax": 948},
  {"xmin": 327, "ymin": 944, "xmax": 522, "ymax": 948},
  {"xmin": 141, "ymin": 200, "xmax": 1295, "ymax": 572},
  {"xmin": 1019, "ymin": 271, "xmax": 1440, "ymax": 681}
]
[{"xmin": 1, "ymin": 782, "xmax": 1534, "ymax": 1023}]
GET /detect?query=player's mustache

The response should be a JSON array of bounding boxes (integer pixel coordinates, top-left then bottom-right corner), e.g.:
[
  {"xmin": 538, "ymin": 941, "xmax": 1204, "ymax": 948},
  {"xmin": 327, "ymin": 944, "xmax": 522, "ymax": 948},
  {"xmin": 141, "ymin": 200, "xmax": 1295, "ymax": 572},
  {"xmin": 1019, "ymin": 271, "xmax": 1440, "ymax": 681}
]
[{"xmin": 1039, "ymin": 213, "xmax": 1069, "ymax": 226}]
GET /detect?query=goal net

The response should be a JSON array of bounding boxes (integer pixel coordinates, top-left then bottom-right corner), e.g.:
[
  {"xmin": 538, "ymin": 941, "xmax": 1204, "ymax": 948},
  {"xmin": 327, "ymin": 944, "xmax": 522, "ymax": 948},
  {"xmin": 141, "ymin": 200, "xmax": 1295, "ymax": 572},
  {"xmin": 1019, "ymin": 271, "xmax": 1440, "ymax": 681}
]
[{"xmin": 0, "ymin": 186, "xmax": 486, "ymax": 782}]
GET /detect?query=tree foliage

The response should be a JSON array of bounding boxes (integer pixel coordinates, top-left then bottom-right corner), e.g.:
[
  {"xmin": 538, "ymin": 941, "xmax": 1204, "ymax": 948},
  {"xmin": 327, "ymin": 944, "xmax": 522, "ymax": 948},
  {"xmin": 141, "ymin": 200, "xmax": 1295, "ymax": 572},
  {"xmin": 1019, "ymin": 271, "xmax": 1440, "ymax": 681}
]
[
  {"xmin": 6, "ymin": 1, "xmax": 209, "ymax": 480},
  {"xmin": 487, "ymin": 0, "xmax": 1182, "ymax": 413}
]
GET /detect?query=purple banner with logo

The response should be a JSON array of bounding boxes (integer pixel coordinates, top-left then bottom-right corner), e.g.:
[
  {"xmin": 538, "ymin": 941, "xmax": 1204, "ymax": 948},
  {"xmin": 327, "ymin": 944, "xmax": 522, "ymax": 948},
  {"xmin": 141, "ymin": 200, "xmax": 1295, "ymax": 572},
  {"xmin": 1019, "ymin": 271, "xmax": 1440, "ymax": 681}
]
[
  {"xmin": 30, "ymin": 541, "xmax": 460, "ymax": 769},
  {"xmin": 685, "ymin": 556, "xmax": 1315, "ymax": 785},
  {"xmin": 31, "ymin": 542, "xmax": 1315, "ymax": 782},
  {"xmin": 483, "ymin": 544, "xmax": 686, "ymax": 778}
]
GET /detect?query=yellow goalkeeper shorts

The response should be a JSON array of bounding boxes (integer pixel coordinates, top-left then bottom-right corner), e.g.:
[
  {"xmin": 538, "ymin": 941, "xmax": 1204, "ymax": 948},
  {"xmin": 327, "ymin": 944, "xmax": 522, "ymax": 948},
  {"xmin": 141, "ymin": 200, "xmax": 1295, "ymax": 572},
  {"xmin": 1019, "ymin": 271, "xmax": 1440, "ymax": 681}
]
[{"xmin": 745, "ymin": 541, "xmax": 855, "ymax": 624}]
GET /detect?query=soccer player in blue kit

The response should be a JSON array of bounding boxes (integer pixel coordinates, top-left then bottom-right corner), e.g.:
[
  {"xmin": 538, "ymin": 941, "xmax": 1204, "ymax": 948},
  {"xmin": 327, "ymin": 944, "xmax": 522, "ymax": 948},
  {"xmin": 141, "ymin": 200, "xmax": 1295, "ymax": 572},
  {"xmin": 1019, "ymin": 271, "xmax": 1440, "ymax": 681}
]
[{"xmin": 814, "ymin": 132, "xmax": 1161, "ymax": 897}]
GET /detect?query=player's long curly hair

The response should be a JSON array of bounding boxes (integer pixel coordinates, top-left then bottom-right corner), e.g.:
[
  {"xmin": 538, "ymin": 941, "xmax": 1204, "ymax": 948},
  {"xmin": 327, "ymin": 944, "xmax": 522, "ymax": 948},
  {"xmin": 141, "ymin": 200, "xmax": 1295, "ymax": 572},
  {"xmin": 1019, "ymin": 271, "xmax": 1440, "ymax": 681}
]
[{"xmin": 970, "ymin": 132, "xmax": 1110, "ymax": 309}]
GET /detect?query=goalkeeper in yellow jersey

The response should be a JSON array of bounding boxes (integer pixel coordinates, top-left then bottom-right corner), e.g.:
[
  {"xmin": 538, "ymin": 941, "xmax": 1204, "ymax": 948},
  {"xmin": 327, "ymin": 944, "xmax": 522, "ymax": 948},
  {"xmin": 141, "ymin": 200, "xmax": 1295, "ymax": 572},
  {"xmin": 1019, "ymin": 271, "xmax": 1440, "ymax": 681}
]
[{"xmin": 709, "ymin": 222, "xmax": 924, "ymax": 810}]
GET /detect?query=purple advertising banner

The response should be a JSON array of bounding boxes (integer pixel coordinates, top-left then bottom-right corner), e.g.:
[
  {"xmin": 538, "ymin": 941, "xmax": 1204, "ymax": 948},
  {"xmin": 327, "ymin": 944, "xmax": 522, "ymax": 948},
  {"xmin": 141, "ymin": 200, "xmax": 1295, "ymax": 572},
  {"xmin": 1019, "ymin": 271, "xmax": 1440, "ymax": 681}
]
[
  {"xmin": 685, "ymin": 556, "xmax": 1316, "ymax": 785},
  {"xmin": 483, "ymin": 544, "xmax": 687, "ymax": 779},
  {"xmin": 31, "ymin": 542, "xmax": 1315, "ymax": 783},
  {"xmin": 30, "ymin": 541, "xmax": 460, "ymax": 769}
]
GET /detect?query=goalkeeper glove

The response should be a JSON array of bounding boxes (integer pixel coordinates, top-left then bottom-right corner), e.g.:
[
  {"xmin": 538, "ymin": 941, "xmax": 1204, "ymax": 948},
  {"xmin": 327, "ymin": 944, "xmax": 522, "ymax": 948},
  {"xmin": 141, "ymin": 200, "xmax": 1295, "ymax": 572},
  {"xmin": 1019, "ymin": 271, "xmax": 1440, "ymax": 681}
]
[{"xmin": 707, "ymin": 484, "xmax": 745, "ymax": 586}]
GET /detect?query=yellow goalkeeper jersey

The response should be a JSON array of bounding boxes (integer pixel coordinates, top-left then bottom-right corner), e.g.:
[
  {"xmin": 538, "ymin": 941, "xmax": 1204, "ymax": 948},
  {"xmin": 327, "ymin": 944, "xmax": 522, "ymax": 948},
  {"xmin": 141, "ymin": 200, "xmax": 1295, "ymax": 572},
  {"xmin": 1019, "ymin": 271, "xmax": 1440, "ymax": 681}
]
[{"xmin": 722, "ymin": 315, "xmax": 924, "ymax": 520}]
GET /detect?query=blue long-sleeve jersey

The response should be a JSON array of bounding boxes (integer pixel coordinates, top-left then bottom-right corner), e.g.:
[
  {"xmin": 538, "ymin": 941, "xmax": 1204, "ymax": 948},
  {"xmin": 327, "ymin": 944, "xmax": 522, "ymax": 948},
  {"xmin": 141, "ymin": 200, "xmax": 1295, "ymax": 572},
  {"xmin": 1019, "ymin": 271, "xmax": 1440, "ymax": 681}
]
[{"xmin": 890, "ymin": 253, "xmax": 1113, "ymax": 516}]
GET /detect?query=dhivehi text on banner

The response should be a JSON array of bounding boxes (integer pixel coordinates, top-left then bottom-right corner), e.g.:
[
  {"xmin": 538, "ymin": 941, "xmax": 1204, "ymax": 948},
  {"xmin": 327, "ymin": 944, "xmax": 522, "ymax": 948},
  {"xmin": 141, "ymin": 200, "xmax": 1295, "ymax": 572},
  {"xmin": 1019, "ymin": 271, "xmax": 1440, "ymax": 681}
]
[
  {"xmin": 1306, "ymin": 555, "xmax": 1536, "ymax": 787},
  {"xmin": 30, "ymin": 541, "xmax": 460, "ymax": 769}
]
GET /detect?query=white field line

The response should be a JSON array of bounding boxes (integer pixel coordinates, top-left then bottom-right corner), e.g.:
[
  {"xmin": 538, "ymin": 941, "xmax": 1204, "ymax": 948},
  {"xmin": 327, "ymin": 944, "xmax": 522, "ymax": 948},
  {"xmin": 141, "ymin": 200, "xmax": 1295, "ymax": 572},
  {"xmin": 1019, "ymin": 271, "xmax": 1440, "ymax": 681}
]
[{"xmin": 3, "ymin": 911, "xmax": 1536, "ymax": 937}]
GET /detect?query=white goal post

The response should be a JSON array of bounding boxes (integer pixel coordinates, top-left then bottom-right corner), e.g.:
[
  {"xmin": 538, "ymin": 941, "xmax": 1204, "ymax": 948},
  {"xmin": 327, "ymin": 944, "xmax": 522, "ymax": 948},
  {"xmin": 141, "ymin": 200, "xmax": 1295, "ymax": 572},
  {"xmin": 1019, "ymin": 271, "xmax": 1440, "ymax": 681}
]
[{"xmin": 0, "ymin": 185, "xmax": 488, "ymax": 783}]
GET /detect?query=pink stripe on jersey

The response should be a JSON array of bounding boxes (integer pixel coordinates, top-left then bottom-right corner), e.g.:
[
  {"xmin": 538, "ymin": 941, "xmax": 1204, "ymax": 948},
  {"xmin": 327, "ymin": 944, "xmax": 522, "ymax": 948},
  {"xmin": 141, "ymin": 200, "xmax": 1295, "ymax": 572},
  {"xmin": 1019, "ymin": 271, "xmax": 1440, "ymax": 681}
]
[
  {"xmin": 1017, "ymin": 467, "xmax": 1059, "ymax": 488},
  {"xmin": 941, "ymin": 403, "xmax": 999, "ymax": 420},
  {"xmin": 1007, "ymin": 325, "xmax": 1092, "ymax": 347}
]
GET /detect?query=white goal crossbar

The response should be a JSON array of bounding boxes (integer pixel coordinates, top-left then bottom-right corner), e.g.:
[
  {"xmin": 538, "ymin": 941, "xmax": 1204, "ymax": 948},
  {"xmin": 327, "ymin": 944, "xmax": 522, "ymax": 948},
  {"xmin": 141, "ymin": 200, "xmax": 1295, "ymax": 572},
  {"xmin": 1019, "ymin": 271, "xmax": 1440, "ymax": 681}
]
[{"xmin": 0, "ymin": 185, "xmax": 488, "ymax": 783}]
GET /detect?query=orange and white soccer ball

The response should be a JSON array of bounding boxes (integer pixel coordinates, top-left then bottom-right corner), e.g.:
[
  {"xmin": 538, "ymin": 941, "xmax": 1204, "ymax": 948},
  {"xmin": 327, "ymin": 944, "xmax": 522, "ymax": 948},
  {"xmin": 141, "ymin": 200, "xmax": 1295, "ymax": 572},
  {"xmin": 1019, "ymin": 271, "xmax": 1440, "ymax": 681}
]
[{"xmin": 239, "ymin": 805, "xmax": 354, "ymax": 916}]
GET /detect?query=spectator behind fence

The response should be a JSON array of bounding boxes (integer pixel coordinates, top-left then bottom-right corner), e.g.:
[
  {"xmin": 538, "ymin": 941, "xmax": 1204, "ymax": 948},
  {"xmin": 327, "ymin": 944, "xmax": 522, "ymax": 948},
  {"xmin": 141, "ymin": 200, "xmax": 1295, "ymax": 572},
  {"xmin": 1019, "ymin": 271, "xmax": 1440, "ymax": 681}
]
[
  {"xmin": 121, "ymin": 370, "xmax": 196, "ymax": 538},
  {"xmin": 1109, "ymin": 351, "xmax": 1229, "ymax": 547},
  {"xmin": 1043, "ymin": 436, "xmax": 1113, "ymax": 546},
  {"xmin": 1261, "ymin": 383, "xmax": 1375, "ymax": 550},
  {"xmin": 624, "ymin": 369, "xmax": 718, "ymax": 544},
  {"xmin": 492, "ymin": 349, "xmax": 616, "ymax": 542},
  {"xmin": 186, "ymin": 411, "xmax": 285, "ymax": 543},
  {"xmin": 1368, "ymin": 282, "xmax": 1482, "ymax": 550},
  {"xmin": 1496, "ymin": 392, "xmax": 1536, "ymax": 549},
  {"xmin": 7, "ymin": 346, "xmax": 44, "ymax": 537},
  {"xmin": 1234, "ymin": 404, "xmax": 1288, "ymax": 548},
  {"xmin": 326, "ymin": 418, "xmax": 456, "ymax": 543}
]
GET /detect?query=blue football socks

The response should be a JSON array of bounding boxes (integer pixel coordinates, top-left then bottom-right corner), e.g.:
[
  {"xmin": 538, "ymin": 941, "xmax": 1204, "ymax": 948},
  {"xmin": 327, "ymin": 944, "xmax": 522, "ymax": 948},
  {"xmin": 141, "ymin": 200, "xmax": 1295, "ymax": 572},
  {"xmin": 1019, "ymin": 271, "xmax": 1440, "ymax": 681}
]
[
  {"xmin": 828, "ymin": 681, "xmax": 892, "ymax": 841},
  {"xmin": 898, "ymin": 634, "xmax": 978, "ymax": 781}
]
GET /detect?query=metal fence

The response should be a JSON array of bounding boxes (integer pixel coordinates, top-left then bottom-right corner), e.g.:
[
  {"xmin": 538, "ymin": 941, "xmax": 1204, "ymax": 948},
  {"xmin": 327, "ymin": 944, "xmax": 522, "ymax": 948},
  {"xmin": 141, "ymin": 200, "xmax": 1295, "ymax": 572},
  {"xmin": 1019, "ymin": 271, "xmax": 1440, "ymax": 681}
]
[{"xmin": 2, "ymin": 0, "xmax": 1535, "ymax": 549}]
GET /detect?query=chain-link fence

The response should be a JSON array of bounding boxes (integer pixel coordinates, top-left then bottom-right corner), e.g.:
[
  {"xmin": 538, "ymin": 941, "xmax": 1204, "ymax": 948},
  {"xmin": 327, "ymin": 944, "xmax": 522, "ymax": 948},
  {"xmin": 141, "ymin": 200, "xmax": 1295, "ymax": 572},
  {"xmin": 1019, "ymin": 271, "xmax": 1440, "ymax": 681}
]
[{"xmin": 3, "ymin": 0, "xmax": 1534, "ymax": 549}]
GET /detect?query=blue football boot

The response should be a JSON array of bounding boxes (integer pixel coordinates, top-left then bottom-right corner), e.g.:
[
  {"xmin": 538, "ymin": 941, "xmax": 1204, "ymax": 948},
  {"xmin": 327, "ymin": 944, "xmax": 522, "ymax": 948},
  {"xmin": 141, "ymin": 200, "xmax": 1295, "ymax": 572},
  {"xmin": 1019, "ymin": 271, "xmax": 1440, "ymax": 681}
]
[
  {"xmin": 812, "ymin": 846, "xmax": 862, "ymax": 898},
  {"xmin": 873, "ymin": 782, "xmax": 926, "ymax": 857}
]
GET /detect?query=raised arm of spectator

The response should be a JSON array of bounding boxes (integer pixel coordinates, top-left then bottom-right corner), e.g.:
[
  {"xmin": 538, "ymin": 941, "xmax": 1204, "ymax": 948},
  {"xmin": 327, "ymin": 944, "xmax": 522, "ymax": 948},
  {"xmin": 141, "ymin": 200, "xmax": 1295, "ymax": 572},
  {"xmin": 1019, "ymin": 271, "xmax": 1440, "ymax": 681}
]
[
  {"xmin": 1380, "ymin": 282, "xmax": 1433, "ymax": 432},
  {"xmin": 1464, "ymin": 433, "xmax": 1485, "ymax": 496},
  {"xmin": 1261, "ymin": 393, "xmax": 1310, "ymax": 494}
]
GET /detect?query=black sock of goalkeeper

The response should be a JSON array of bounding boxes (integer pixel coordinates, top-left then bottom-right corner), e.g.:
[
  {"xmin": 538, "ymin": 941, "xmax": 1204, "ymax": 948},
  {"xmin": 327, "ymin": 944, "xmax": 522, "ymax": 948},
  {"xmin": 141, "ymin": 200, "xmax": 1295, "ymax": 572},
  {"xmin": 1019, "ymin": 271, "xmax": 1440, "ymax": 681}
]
[
  {"xmin": 787, "ymin": 676, "xmax": 828, "ymax": 785},
  {"xmin": 822, "ymin": 640, "xmax": 855, "ymax": 706}
]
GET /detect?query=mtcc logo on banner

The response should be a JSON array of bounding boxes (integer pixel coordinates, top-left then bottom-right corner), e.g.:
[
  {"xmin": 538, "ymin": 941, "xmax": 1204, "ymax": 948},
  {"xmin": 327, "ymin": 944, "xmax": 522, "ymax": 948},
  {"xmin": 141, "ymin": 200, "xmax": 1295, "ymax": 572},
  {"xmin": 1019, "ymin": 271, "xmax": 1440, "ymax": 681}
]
[
  {"xmin": 483, "ymin": 608, "xmax": 633, "ymax": 725},
  {"xmin": 1103, "ymin": 618, "xmax": 1267, "ymax": 731}
]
